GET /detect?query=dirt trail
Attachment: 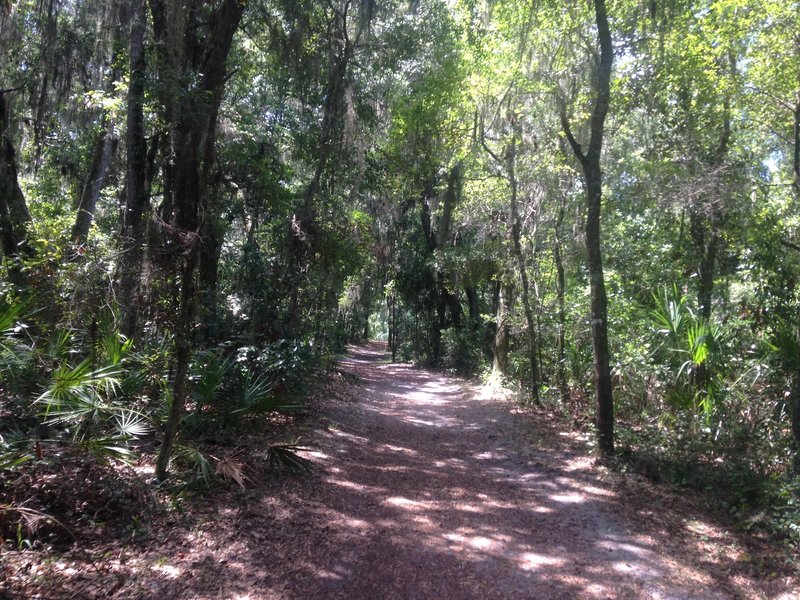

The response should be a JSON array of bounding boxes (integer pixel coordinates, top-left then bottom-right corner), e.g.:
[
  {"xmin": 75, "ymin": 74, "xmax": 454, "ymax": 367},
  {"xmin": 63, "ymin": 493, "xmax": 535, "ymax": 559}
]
[
  {"xmin": 5, "ymin": 342, "xmax": 794, "ymax": 599},
  {"xmin": 218, "ymin": 342, "xmax": 760, "ymax": 600}
]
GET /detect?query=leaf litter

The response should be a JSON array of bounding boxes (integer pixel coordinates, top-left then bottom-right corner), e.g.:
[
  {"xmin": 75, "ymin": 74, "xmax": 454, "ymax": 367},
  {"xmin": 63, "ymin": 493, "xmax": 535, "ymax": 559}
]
[{"xmin": 1, "ymin": 341, "xmax": 798, "ymax": 599}]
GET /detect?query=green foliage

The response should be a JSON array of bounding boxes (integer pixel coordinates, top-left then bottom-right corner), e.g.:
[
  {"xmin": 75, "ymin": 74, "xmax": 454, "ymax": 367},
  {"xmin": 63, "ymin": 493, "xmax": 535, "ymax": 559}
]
[
  {"xmin": 181, "ymin": 343, "xmax": 308, "ymax": 437},
  {"xmin": 265, "ymin": 443, "xmax": 313, "ymax": 473},
  {"xmin": 441, "ymin": 326, "xmax": 484, "ymax": 376},
  {"xmin": 34, "ymin": 333, "xmax": 151, "ymax": 459},
  {"xmin": 0, "ymin": 301, "xmax": 35, "ymax": 395},
  {"xmin": 173, "ymin": 444, "xmax": 217, "ymax": 489},
  {"xmin": 767, "ymin": 476, "xmax": 800, "ymax": 548}
]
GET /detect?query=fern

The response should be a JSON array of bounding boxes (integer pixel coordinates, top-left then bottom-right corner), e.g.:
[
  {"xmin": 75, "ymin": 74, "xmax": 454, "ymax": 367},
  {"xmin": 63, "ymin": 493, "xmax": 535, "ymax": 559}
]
[{"xmin": 266, "ymin": 444, "xmax": 313, "ymax": 473}]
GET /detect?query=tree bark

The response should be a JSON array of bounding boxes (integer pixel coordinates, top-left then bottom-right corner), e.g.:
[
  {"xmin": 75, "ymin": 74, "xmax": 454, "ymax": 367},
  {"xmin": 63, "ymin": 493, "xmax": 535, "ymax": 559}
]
[
  {"xmin": 0, "ymin": 91, "xmax": 32, "ymax": 287},
  {"xmin": 793, "ymin": 97, "xmax": 800, "ymax": 474},
  {"xmin": 72, "ymin": 116, "xmax": 117, "ymax": 245},
  {"xmin": 560, "ymin": 0, "xmax": 614, "ymax": 455},
  {"xmin": 507, "ymin": 129, "xmax": 540, "ymax": 405},
  {"xmin": 554, "ymin": 195, "xmax": 569, "ymax": 403},
  {"xmin": 492, "ymin": 279, "xmax": 512, "ymax": 377},
  {"xmin": 793, "ymin": 309, "xmax": 800, "ymax": 475},
  {"xmin": 152, "ymin": 0, "xmax": 244, "ymax": 481},
  {"xmin": 118, "ymin": 0, "xmax": 149, "ymax": 339}
]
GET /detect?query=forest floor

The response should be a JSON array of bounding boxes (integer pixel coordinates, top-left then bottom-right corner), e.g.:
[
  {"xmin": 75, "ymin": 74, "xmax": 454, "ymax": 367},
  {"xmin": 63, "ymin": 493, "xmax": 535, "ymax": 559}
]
[{"xmin": 2, "ymin": 341, "xmax": 799, "ymax": 599}]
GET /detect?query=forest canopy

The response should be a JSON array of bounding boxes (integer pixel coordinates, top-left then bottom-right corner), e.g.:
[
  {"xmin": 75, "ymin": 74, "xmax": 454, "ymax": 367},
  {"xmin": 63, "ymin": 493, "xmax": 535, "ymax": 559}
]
[{"xmin": 0, "ymin": 0, "xmax": 799, "ymax": 547}]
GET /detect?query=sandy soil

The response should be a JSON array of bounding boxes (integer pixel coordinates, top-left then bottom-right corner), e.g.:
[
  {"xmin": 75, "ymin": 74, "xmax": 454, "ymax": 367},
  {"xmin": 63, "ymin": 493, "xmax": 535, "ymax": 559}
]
[{"xmin": 2, "ymin": 341, "xmax": 797, "ymax": 599}]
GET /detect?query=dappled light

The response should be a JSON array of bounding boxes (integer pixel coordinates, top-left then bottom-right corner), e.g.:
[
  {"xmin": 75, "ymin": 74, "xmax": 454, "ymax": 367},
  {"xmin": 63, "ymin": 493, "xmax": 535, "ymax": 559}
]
[
  {"xmin": 5, "ymin": 343, "xmax": 794, "ymax": 598},
  {"xmin": 3, "ymin": 0, "xmax": 800, "ymax": 595},
  {"xmin": 100, "ymin": 341, "xmax": 771, "ymax": 599}
]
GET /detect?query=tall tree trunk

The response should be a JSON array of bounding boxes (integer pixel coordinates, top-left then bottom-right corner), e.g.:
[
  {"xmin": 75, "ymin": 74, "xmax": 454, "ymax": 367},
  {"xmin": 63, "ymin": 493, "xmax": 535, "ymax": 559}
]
[
  {"xmin": 152, "ymin": 0, "xmax": 244, "ymax": 481},
  {"xmin": 692, "ymin": 101, "xmax": 730, "ymax": 323},
  {"xmin": 793, "ymin": 307, "xmax": 800, "ymax": 476},
  {"xmin": 492, "ymin": 279, "xmax": 513, "ymax": 377},
  {"xmin": 691, "ymin": 210, "xmax": 718, "ymax": 323},
  {"xmin": 118, "ymin": 0, "xmax": 149, "ymax": 339},
  {"xmin": 793, "ymin": 97, "xmax": 800, "ymax": 474},
  {"xmin": 554, "ymin": 196, "xmax": 569, "ymax": 403},
  {"xmin": 560, "ymin": 0, "xmax": 614, "ymax": 456},
  {"xmin": 30, "ymin": 0, "xmax": 57, "ymax": 170},
  {"xmin": 0, "ymin": 91, "xmax": 32, "ymax": 288},
  {"xmin": 72, "ymin": 116, "xmax": 117, "ymax": 244},
  {"xmin": 464, "ymin": 285, "xmax": 480, "ymax": 331},
  {"xmin": 286, "ymin": 2, "xmax": 371, "ymax": 338},
  {"xmin": 507, "ymin": 130, "xmax": 540, "ymax": 405},
  {"xmin": 72, "ymin": 19, "xmax": 126, "ymax": 247}
]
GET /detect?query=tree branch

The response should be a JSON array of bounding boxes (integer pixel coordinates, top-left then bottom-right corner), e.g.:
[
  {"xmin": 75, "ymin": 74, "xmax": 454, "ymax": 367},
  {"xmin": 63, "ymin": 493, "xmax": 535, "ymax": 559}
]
[
  {"xmin": 781, "ymin": 239, "xmax": 800, "ymax": 253},
  {"xmin": 558, "ymin": 102, "xmax": 585, "ymax": 165}
]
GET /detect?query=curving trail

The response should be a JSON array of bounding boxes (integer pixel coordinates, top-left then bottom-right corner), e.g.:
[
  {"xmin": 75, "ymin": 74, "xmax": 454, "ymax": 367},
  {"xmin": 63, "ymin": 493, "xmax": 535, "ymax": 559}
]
[
  {"xmin": 228, "ymin": 342, "xmax": 741, "ymax": 599},
  {"xmin": 19, "ymin": 342, "xmax": 783, "ymax": 599}
]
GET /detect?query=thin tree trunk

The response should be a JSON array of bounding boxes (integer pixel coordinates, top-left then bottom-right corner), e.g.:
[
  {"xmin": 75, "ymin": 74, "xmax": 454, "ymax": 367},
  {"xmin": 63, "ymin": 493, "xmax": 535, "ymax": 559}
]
[
  {"xmin": 560, "ymin": 0, "xmax": 614, "ymax": 455},
  {"xmin": 196, "ymin": 215, "xmax": 223, "ymax": 345},
  {"xmin": 793, "ymin": 308, "xmax": 800, "ymax": 476},
  {"xmin": 793, "ymin": 97, "xmax": 800, "ymax": 474},
  {"xmin": 691, "ymin": 210, "xmax": 718, "ymax": 323},
  {"xmin": 118, "ymin": 0, "xmax": 149, "ymax": 339},
  {"xmin": 465, "ymin": 285, "xmax": 480, "ymax": 331},
  {"xmin": 554, "ymin": 197, "xmax": 568, "ymax": 403},
  {"xmin": 72, "ymin": 117, "xmax": 117, "ymax": 244},
  {"xmin": 391, "ymin": 295, "xmax": 397, "ymax": 362},
  {"xmin": 507, "ymin": 133, "xmax": 540, "ymax": 405},
  {"xmin": 492, "ymin": 279, "xmax": 512, "ymax": 377},
  {"xmin": 154, "ymin": 252, "xmax": 197, "ymax": 480}
]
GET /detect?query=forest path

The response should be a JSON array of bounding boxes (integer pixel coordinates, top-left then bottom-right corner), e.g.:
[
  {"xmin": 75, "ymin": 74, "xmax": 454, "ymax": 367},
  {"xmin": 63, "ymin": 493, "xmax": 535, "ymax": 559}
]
[{"xmin": 217, "ymin": 341, "xmax": 747, "ymax": 600}]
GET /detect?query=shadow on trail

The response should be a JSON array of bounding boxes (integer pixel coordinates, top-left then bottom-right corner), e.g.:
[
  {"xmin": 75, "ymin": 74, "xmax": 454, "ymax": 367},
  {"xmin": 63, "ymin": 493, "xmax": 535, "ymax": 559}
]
[{"xmin": 141, "ymin": 342, "xmax": 743, "ymax": 599}]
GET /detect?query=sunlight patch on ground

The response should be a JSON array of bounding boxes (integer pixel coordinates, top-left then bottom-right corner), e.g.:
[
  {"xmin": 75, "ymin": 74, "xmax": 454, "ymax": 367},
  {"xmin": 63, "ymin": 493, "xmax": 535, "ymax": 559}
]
[
  {"xmin": 404, "ymin": 416, "xmax": 438, "ymax": 426},
  {"xmin": 453, "ymin": 503, "xmax": 485, "ymax": 514},
  {"xmin": 53, "ymin": 564, "xmax": 79, "ymax": 576},
  {"xmin": 470, "ymin": 495, "xmax": 525, "ymax": 512},
  {"xmin": 466, "ymin": 535, "xmax": 496, "ymax": 550},
  {"xmin": 613, "ymin": 561, "xmax": 645, "ymax": 574},
  {"xmin": 420, "ymin": 380, "xmax": 459, "ymax": 393},
  {"xmin": 382, "ymin": 443, "xmax": 418, "ymax": 455},
  {"xmin": 411, "ymin": 514, "xmax": 434, "ymax": 527},
  {"xmin": 584, "ymin": 582, "xmax": 613, "ymax": 596},
  {"xmin": 580, "ymin": 484, "xmax": 615, "ymax": 497},
  {"xmin": 315, "ymin": 569, "xmax": 345, "ymax": 580},
  {"xmin": 384, "ymin": 496, "xmax": 434, "ymax": 511},
  {"xmin": 151, "ymin": 563, "xmax": 182, "ymax": 578},
  {"xmin": 549, "ymin": 492, "xmax": 584, "ymax": 504},
  {"xmin": 345, "ymin": 518, "xmax": 371, "ymax": 529},
  {"xmin": 327, "ymin": 478, "xmax": 386, "ymax": 494},
  {"xmin": 442, "ymin": 530, "xmax": 517, "ymax": 555},
  {"xmin": 473, "ymin": 451, "xmax": 507, "ymax": 460},
  {"xmin": 517, "ymin": 552, "xmax": 565, "ymax": 570},
  {"xmin": 403, "ymin": 391, "xmax": 445, "ymax": 403},
  {"xmin": 433, "ymin": 459, "xmax": 465, "ymax": 469},
  {"xmin": 327, "ymin": 429, "xmax": 370, "ymax": 444},
  {"xmin": 599, "ymin": 539, "xmax": 650, "ymax": 556}
]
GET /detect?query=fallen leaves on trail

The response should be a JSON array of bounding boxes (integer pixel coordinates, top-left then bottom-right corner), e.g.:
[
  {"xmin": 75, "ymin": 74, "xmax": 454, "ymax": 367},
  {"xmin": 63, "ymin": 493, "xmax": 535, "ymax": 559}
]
[{"xmin": 1, "ymin": 342, "xmax": 798, "ymax": 599}]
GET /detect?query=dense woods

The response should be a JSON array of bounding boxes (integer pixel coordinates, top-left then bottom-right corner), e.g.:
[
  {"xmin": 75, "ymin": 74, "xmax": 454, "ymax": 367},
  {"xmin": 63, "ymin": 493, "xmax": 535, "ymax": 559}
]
[{"xmin": 1, "ymin": 0, "xmax": 800, "ymax": 563}]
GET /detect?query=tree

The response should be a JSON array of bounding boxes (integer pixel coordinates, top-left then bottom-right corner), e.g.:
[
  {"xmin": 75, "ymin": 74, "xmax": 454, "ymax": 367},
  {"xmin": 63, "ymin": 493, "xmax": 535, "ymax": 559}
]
[
  {"xmin": 117, "ymin": 0, "xmax": 149, "ymax": 339},
  {"xmin": 559, "ymin": 0, "xmax": 615, "ymax": 455},
  {"xmin": 0, "ymin": 90, "xmax": 32, "ymax": 288},
  {"xmin": 149, "ymin": 0, "xmax": 245, "ymax": 481}
]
